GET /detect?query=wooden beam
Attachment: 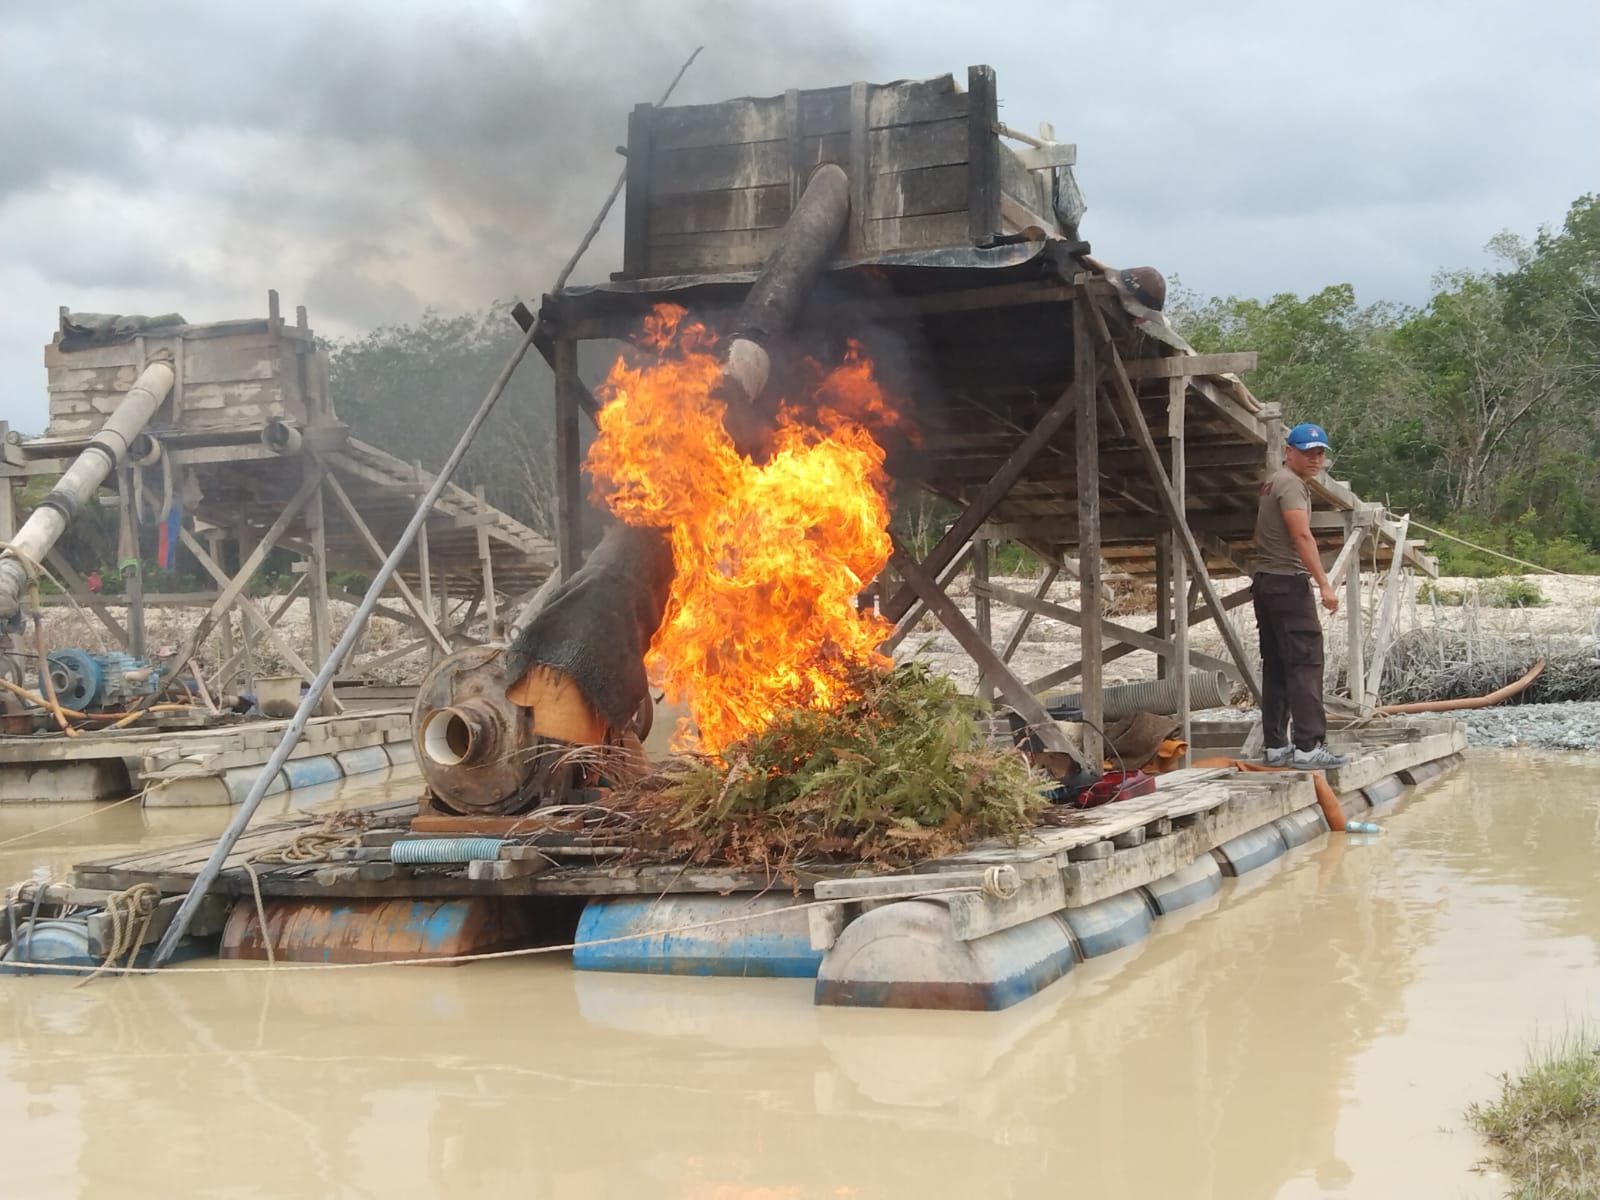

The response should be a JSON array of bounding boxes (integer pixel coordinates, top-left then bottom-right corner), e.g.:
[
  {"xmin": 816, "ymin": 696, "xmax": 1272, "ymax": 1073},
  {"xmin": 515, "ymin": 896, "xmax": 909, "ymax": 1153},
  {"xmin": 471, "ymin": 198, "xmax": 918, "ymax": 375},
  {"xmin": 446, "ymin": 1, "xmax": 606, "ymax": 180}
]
[
  {"xmin": 972, "ymin": 534, "xmax": 993, "ymax": 701},
  {"xmin": 879, "ymin": 543, "xmax": 975, "ymax": 653},
  {"xmin": 1000, "ymin": 564, "xmax": 1059, "ymax": 664},
  {"xmin": 171, "ymin": 522, "xmax": 330, "ymax": 706},
  {"xmin": 413, "ymin": 460, "xmax": 434, "ymax": 660},
  {"xmin": 1169, "ymin": 373, "xmax": 1191, "ymax": 766},
  {"xmin": 323, "ymin": 473, "xmax": 453, "ymax": 655},
  {"xmin": 965, "ymin": 65, "xmax": 1000, "ymax": 244},
  {"xmin": 622, "ymin": 103, "xmax": 653, "ymax": 277},
  {"xmin": 1122, "ymin": 352, "xmax": 1258, "ymax": 381},
  {"xmin": 848, "ymin": 81, "xmax": 869, "ymax": 256},
  {"xmin": 1073, "ymin": 297, "xmax": 1103, "ymax": 769},
  {"xmin": 43, "ymin": 550, "xmax": 130, "ymax": 649},
  {"xmin": 976, "ymin": 582, "xmax": 1242, "ymax": 680},
  {"xmin": 1085, "ymin": 294, "xmax": 1263, "ymax": 703},
  {"xmin": 890, "ymin": 538, "xmax": 1088, "ymax": 766},
  {"xmin": 304, "ymin": 466, "xmax": 333, "ymax": 687},
  {"xmin": 881, "ymin": 383, "xmax": 1079, "ymax": 624}
]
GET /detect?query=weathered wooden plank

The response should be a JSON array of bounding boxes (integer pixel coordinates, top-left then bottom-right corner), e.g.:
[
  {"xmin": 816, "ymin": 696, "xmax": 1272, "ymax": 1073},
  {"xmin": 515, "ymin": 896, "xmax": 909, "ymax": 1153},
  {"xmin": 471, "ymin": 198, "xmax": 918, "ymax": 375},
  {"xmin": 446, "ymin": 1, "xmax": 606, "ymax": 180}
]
[
  {"xmin": 865, "ymin": 163, "xmax": 968, "ymax": 219},
  {"xmin": 623, "ymin": 103, "xmax": 655, "ymax": 277},
  {"xmin": 863, "ymin": 211, "xmax": 969, "ymax": 253},
  {"xmin": 1123, "ymin": 352, "xmax": 1259, "ymax": 380},
  {"xmin": 646, "ymin": 76, "xmax": 962, "ymax": 152},
  {"xmin": 948, "ymin": 867, "xmax": 1066, "ymax": 941},
  {"xmin": 647, "ymin": 183, "xmax": 791, "ymax": 236},
  {"xmin": 966, "ymin": 65, "xmax": 1000, "ymax": 243},
  {"xmin": 648, "ymin": 228, "xmax": 786, "ymax": 274}
]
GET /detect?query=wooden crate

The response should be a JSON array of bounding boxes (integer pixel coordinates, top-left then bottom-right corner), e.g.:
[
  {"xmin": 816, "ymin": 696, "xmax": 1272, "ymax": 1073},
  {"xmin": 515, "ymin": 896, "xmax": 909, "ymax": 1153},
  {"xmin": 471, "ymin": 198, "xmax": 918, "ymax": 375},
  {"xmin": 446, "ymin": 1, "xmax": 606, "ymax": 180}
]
[
  {"xmin": 621, "ymin": 65, "xmax": 1065, "ymax": 278},
  {"xmin": 43, "ymin": 313, "xmax": 331, "ymax": 440}
]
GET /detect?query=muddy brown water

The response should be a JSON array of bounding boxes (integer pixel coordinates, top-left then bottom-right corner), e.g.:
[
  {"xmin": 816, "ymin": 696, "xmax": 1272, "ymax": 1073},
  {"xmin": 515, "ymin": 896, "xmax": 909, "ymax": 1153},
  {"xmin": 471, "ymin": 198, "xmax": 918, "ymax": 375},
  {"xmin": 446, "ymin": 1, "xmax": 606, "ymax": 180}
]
[{"xmin": 0, "ymin": 750, "xmax": 1596, "ymax": 1198}]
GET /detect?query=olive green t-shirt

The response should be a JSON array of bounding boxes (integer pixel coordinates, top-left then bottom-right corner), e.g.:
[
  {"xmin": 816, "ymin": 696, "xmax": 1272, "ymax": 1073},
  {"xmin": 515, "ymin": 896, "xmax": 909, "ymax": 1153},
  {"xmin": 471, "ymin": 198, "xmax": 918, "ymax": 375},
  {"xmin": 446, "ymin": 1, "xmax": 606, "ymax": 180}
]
[{"xmin": 1252, "ymin": 466, "xmax": 1310, "ymax": 575}]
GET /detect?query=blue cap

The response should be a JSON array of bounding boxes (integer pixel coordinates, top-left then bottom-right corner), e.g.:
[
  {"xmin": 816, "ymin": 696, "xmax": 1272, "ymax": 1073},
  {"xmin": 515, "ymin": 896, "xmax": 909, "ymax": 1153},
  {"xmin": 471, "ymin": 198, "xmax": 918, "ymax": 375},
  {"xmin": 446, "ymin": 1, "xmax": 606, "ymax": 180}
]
[{"xmin": 1286, "ymin": 421, "xmax": 1331, "ymax": 451}]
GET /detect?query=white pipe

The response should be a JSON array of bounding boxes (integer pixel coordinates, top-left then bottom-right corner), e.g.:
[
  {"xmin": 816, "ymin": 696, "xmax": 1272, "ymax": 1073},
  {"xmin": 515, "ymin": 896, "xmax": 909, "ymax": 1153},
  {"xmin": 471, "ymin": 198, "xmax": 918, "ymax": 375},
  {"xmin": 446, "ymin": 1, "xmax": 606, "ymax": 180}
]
[{"xmin": 0, "ymin": 359, "xmax": 175, "ymax": 617}]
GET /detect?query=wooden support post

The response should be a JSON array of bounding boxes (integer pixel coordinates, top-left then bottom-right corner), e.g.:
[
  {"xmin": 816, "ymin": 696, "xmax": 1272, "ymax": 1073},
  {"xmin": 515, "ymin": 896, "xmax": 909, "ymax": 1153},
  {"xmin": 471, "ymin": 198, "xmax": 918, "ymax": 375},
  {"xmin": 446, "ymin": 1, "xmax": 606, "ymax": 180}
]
[
  {"xmin": 553, "ymin": 333, "xmax": 584, "ymax": 582},
  {"xmin": 475, "ymin": 485, "xmax": 498, "ymax": 640},
  {"xmin": 321, "ymin": 473, "xmax": 451, "ymax": 659},
  {"xmin": 304, "ymin": 466, "xmax": 332, "ymax": 678},
  {"xmin": 116, "ymin": 469, "xmax": 146, "ymax": 660},
  {"xmin": 1153, "ymin": 537, "xmax": 1171, "ymax": 680},
  {"xmin": 973, "ymin": 533, "xmax": 993, "ymax": 701},
  {"xmin": 1169, "ymin": 374, "xmax": 1190, "ymax": 766},
  {"xmin": 848, "ymin": 81, "xmax": 870, "ymax": 257},
  {"xmin": 1084, "ymin": 292, "xmax": 1263, "ymax": 704},
  {"xmin": 880, "ymin": 385, "xmax": 1079, "ymax": 624},
  {"xmin": 965, "ymin": 65, "xmax": 1000, "ymax": 245},
  {"xmin": 207, "ymin": 529, "xmax": 235, "ymax": 676},
  {"xmin": 1074, "ymin": 297, "xmax": 1103, "ymax": 771},
  {"xmin": 622, "ymin": 103, "xmax": 653, "ymax": 277},
  {"xmin": 891, "ymin": 537, "xmax": 1088, "ymax": 766},
  {"xmin": 1000, "ymin": 563, "xmax": 1060, "ymax": 664},
  {"xmin": 1344, "ymin": 514, "xmax": 1367, "ymax": 710}
]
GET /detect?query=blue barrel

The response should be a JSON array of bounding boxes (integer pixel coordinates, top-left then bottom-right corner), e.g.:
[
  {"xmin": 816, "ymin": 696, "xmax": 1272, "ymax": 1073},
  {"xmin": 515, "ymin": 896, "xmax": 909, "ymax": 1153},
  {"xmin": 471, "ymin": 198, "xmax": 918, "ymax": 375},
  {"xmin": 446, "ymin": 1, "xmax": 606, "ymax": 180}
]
[
  {"xmin": 1362, "ymin": 774, "xmax": 1405, "ymax": 806},
  {"xmin": 334, "ymin": 745, "xmax": 390, "ymax": 777},
  {"xmin": 282, "ymin": 754, "xmax": 342, "ymax": 790},
  {"xmin": 1060, "ymin": 891, "xmax": 1153, "ymax": 959},
  {"xmin": 0, "ymin": 918, "xmax": 95, "ymax": 974},
  {"xmin": 577, "ymin": 894, "xmax": 822, "ymax": 978},
  {"xmin": 1141, "ymin": 856, "xmax": 1222, "ymax": 915},
  {"xmin": 1212, "ymin": 823, "xmax": 1288, "ymax": 877},
  {"xmin": 814, "ymin": 900, "xmax": 1077, "ymax": 1010},
  {"xmin": 1273, "ymin": 805, "xmax": 1329, "ymax": 848}
]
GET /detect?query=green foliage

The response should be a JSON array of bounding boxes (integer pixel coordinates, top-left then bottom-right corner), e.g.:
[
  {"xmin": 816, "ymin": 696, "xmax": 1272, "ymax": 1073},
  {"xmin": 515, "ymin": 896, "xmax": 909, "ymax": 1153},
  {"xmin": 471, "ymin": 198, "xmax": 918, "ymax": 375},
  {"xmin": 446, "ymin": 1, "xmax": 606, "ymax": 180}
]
[
  {"xmin": 1171, "ymin": 194, "xmax": 1600, "ymax": 556},
  {"xmin": 325, "ymin": 306, "xmax": 617, "ymax": 539},
  {"xmin": 630, "ymin": 663, "xmax": 1048, "ymax": 869},
  {"xmin": 1419, "ymin": 578, "xmax": 1545, "ymax": 607},
  {"xmin": 1467, "ymin": 1023, "xmax": 1600, "ymax": 1199},
  {"xmin": 1427, "ymin": 512, "xmax": 1600, "ymax": 577}
]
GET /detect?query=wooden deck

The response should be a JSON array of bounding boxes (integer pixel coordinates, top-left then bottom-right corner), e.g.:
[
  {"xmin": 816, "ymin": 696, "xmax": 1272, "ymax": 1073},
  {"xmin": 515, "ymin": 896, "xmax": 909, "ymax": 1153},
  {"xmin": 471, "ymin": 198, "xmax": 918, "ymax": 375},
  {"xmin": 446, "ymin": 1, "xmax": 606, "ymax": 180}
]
[{"xmin": 63, "ymin": 718, "xmax": 1467, "ymax": 922}]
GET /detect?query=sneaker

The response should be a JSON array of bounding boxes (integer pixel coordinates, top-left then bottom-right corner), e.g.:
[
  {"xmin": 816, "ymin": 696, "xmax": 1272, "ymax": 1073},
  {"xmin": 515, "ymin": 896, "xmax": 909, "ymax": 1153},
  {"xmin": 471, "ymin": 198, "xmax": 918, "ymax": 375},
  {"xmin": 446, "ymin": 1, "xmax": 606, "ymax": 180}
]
[
  {"xmin": 1263, "ymin": 745, "xmax": 1292, "ymax": 767},
  {"xmin": 1293, "ymin": 743, "xmax": 1350, "ymax": 770}
]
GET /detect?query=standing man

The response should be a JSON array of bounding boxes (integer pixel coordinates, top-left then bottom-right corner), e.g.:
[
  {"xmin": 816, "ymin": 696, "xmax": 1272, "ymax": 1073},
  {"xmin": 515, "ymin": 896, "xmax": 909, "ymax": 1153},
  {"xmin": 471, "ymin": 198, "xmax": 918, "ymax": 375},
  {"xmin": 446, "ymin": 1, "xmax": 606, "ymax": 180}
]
[{"xmin": 1251, "ymin": 422, "xmax": 1348, "ymax": 769}]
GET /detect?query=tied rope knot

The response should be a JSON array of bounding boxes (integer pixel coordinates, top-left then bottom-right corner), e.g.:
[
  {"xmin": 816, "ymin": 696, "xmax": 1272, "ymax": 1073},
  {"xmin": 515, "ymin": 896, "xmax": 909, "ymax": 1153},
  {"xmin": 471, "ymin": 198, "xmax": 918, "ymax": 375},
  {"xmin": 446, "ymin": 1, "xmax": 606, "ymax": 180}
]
[
  {"xmin": 243, "ymin": 812, "xmax": 368, "ymax": 965},
  {"xmin": 982, "ymin": 864, "xmax": 1020, "ymax": 900},
  {"xmin": 78, "ymin": 882, "xmax": 163, "ymax": 986}
]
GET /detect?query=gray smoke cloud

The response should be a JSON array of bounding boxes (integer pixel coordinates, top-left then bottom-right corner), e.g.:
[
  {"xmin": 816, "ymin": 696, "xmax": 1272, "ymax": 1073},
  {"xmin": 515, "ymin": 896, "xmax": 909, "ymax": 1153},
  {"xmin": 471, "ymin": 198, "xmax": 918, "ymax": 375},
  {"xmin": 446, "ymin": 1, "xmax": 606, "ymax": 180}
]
[{"xmin": 0, "ymin": 0, "xmax": 874, "ymax": 359}]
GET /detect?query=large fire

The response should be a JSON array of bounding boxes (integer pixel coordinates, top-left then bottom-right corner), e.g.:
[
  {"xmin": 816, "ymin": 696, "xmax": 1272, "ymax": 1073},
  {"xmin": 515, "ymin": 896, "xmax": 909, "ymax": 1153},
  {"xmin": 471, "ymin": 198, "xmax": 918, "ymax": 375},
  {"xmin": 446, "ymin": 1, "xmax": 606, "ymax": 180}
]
[{"xmin": 585, "ymin": 305, "xmax": 899, "ymax": 751}]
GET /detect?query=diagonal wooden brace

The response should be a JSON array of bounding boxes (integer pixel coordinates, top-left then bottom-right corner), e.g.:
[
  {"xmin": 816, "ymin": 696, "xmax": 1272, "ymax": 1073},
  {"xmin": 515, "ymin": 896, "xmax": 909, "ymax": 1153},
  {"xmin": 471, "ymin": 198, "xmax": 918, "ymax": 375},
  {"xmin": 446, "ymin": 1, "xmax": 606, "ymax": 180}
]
[
  {"xmin": 881, "ymin": 382, "xmax": 1080, "ymax": 624},
  {"xmin": 890, "ymin": 537, "xmax": 1089, "ymax": 767},
  {"xmin": 1082, "ymin": 296, "xmax": 1263, "ymax": 703}
]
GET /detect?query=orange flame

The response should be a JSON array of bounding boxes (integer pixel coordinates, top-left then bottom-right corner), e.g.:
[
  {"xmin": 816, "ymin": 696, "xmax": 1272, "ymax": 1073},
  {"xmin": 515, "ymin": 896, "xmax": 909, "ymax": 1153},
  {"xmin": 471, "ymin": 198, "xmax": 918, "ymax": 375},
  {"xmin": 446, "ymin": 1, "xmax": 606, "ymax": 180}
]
[{"xmin": 586, "ymin": 305, "xmax": 896, "ymax": 751}]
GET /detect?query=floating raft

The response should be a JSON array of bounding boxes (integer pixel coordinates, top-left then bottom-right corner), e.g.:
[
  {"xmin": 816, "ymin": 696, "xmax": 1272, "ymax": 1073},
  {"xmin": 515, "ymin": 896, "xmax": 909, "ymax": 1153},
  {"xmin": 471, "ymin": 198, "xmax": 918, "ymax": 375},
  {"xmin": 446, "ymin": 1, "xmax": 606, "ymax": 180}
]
[
  {"xmin": 0, "ymin": 706, "xmax": 415, "ymax": 806},
  {"xmin": 26, "ymin": 717, "xmax": 1466, "ymax": 1006}
]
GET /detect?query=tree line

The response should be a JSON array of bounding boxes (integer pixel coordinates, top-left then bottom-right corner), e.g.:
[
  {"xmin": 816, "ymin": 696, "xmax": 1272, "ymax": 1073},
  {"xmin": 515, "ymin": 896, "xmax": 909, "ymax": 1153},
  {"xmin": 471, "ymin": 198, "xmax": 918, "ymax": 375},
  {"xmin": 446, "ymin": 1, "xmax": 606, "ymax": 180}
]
[{"xmin": 1170, "ymin": 194, "xmax": 1600, "ymax": 573}]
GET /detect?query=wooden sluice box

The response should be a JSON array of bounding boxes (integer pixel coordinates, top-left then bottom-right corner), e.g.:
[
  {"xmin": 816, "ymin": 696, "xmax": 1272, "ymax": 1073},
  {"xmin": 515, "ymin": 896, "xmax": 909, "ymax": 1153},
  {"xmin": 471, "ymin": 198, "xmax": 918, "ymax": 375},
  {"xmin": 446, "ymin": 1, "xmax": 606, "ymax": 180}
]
[
  {"xmin": 16, "ymin": 720, "xmax": 1467, "ymax": 1006},
  {"xmin": 618, "ymin": 64, "xmax": 1081, "ymax": 280}
]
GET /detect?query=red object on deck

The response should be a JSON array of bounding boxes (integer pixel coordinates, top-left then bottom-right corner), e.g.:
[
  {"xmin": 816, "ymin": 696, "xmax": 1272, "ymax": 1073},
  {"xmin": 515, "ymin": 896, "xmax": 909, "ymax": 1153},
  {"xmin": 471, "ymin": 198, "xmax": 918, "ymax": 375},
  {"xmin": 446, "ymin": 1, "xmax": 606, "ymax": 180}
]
[{"xmin": 1074, "ymin": 770, "xmax": 1156, "ymax": 808}]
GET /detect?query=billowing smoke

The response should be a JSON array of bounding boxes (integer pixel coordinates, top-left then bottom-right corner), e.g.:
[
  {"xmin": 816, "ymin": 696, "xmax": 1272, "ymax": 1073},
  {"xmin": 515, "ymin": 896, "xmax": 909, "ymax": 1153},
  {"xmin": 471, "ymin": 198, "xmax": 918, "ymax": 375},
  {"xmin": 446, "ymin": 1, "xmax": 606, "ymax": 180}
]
[{"xmin": 0, "ymin": 0, "xmax": 876, "ymax": 337}]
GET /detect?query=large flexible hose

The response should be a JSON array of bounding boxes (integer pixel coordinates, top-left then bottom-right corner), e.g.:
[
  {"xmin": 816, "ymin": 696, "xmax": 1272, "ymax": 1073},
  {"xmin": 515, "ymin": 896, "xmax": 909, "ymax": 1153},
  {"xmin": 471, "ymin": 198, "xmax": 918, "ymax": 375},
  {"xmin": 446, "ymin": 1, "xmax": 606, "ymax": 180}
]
[
  {"xmin": 1045, "ymin": 670, "xmax": 1234, "ymax": 722},
  {"xmin": 1376, "ymin": 658, "xmax": 1545, "ymax": 714}
]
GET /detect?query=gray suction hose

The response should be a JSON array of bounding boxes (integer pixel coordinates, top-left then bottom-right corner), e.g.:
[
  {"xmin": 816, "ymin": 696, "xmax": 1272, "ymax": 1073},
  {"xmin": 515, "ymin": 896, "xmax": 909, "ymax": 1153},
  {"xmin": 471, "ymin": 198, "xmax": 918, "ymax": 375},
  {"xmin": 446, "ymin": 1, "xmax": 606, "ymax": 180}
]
[{"xmin": 1046, "ymin": 671, "xmax": 1234, "ymax": 722}]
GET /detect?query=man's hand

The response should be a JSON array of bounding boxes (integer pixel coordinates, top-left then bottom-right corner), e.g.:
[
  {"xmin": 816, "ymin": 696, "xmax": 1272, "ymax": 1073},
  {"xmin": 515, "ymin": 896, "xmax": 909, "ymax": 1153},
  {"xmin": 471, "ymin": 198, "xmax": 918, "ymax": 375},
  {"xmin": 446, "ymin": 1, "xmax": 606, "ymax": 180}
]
[{"xmin": 1319, "ymin": 582, "xmax": 1339, "ymax": 614}]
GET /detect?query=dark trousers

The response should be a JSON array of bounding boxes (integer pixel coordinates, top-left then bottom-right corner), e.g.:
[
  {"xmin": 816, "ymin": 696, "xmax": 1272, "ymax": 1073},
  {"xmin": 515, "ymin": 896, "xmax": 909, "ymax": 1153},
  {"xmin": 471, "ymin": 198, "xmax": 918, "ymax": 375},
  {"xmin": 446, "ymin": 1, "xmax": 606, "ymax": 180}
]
[{"xmin": 1251, "ymin": 572, "xmax": 1326, "ymax": 751}]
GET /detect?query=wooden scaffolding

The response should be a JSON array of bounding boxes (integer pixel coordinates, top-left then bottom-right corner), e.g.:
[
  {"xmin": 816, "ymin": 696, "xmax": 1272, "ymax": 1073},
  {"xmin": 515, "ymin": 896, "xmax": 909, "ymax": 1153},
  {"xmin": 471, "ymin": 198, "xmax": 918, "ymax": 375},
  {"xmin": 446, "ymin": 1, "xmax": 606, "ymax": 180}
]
[{"xmin": 0, "ymin": 294, "xmax": 557, "ymax": 711}]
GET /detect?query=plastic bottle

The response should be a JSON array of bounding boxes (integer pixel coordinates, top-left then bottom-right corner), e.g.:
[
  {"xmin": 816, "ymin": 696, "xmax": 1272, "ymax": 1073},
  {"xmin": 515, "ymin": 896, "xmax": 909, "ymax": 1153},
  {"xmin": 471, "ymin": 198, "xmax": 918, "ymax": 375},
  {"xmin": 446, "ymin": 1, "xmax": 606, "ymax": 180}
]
[{"xmin": 1345, "ymin": 820, "xmax": 1382, "ymax": 835}]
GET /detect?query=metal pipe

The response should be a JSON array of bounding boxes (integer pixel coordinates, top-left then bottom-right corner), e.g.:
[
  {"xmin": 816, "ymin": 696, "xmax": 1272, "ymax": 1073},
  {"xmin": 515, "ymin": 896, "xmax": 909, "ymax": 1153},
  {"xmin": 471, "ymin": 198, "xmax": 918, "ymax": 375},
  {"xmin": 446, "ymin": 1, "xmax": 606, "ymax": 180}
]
[
  {"xmin": 718, "ymin": 163, "xmax": 850, "ymax": 457},
  {"xmin": 0, "ymin": 359, "xmax": 174, "ymax": 619},
  {"xmin": 152, "ymin": 45, "xmax": 706, "ymax": 968}
]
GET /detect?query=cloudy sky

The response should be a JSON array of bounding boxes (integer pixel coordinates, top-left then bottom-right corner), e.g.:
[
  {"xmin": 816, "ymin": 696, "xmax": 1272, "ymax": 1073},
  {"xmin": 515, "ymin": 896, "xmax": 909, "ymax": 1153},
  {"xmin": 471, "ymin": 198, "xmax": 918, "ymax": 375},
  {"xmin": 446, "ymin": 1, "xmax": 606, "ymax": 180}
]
[{"xmin": 2, "ymin": 0, "xmax": 1595, "ymax": 432}]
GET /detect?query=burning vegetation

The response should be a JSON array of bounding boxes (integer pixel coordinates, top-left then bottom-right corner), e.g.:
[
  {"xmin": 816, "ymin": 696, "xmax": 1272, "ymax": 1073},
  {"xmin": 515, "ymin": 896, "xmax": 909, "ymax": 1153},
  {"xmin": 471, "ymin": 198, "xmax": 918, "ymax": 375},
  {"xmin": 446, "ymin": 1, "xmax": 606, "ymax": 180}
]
[{"xmin": 581, "ymin": 307, "xmax": 1047, "ymax": 867}]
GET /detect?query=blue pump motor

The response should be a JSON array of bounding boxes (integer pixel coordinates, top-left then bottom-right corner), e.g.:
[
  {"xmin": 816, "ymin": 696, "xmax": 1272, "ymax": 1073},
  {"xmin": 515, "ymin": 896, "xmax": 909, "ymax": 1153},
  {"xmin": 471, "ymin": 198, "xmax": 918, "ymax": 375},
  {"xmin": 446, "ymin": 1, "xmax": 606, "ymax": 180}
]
[{"xmin": 45, "ymin": 648, "xmax": 160, "ymax": 712}]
